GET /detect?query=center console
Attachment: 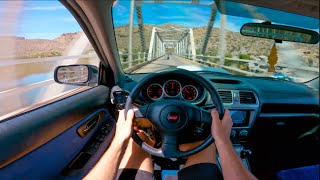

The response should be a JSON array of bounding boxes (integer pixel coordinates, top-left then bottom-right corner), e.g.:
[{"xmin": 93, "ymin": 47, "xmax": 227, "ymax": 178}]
[
  {"xmin": 229, "ymin": 109, "xmax": 257, "ymax": 142},
  {"xmin": 220, "ymin": 90, "xmax": 260, "ymax": 143}
]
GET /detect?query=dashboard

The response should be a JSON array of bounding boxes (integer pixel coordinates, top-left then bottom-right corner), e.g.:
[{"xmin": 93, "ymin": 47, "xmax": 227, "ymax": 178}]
[
  {"xmin": 133, "ymin": 73, "xmax": 261, "ymax": 143},
  {"xmin": 120, "ymin": 71, "xmax": 319, "ymax": 144}
]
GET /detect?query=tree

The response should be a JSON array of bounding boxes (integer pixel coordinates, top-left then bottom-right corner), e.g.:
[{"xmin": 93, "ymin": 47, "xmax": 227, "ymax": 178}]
[{"xmin": 268, "ymin": 43, "xmax": 278, "ymax": 72}]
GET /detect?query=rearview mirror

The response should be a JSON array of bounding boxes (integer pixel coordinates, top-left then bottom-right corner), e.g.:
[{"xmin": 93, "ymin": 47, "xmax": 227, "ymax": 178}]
[
  {"xmin": 54, "ymin": 65, "xmax": 98, "ymax": 87},
  {"xmin": 240, "ymin": 23, "xmax": 319, "ymax": 44}
]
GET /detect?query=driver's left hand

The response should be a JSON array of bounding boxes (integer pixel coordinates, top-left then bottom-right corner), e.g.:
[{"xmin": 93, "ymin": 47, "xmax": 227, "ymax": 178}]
[{"xmin": 114, "ymin": 109, "xmax": 134, "ymax": 145}]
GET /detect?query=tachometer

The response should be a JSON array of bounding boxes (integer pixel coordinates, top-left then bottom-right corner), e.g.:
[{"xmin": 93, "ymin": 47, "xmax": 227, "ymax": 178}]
[
  {"xmin": 182, "ymin": 85, "xmax": 198, "ymax": 101},
  {"xmin": 164, "ymin": 80, "xmax": 181, "ymax": 97},
  {"xmin": 147, "ymin": 84, "xmax": 163, "ymax": 100}
]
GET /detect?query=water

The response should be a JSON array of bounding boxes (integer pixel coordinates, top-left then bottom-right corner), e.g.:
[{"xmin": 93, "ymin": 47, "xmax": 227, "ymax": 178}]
[{"xmin": 0, "ymin": 58, "xmax": 99, "ymax": 118}]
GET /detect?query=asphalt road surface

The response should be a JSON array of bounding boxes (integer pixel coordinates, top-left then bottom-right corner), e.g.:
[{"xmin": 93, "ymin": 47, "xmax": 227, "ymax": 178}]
[{"xmin": 134, "ymin": 55, "xmax": 202, "ymax": 73}]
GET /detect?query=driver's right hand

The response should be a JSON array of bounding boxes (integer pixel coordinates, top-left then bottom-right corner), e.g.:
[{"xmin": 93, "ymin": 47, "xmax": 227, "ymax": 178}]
[{"xmin": 211, "ymin": 109, "xmax": 233, "ymax": 145}]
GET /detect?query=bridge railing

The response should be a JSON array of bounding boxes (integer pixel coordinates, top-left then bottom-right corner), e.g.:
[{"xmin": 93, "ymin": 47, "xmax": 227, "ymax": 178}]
[
  {"xmin": 119, "ymin": 52, "xmax": 164, "ymax": 71},
  {"xmin": 179, "ymin": 53, "xmax": 319, "ymax": 81}
]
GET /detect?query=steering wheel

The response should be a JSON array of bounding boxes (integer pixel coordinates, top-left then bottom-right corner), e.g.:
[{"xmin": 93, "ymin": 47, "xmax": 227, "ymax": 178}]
[{"xmin": 125, "ymin": 69, "xmax": 224, "ymax": 158}]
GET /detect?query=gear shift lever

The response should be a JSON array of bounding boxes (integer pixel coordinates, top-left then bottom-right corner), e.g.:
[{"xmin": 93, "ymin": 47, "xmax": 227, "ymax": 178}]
[{"xmin": 240, "ymin": 149, "xmax": 252, "ymax": 159}]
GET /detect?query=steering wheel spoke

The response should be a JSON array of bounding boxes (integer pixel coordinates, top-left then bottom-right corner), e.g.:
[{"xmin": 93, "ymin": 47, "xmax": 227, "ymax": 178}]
[
  {"xmin": 132, "ymin": 104, "xmax": 149, "ymax": 118},
  {"xmin": 199, "ymin": 108, "xmax": 213, "ymax": 124},
  {"xmin": 160, "ymin": 134, "xmax": 180, "ymax": 157},
  {"xmin": 188, "ymin": 106, "xmax": 212, "ymax": 124}
]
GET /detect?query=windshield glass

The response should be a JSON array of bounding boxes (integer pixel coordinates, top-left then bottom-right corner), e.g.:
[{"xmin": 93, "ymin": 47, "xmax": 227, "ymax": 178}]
[{"xmin": 112, "ymin": 0, "xmax": 319, "ymax": 82}]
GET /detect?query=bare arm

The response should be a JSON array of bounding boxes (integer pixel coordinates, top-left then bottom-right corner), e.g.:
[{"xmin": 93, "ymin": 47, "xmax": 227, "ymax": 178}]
[
  {"xmin": 211, "ymin": 109, "xmax": 258, "ymax": 180},
  {"xmin": 83, "ymin": 110, "xmax": 134, "ymax": 180}
]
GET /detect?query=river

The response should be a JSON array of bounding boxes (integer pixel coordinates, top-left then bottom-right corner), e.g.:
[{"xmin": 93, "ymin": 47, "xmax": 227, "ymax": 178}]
[{"xmin": 0, "ymin": 57, "xmax": 99, "ymax": 118}]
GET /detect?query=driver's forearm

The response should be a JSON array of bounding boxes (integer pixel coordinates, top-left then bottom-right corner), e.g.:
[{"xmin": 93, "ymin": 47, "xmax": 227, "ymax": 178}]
[
  {"xmin": 216, "ymin": 140, "xmax": 258, "ymax": 180},
  {"xmin": 83, "ymin": 139, "xmax": 127, "ymax": 180}
]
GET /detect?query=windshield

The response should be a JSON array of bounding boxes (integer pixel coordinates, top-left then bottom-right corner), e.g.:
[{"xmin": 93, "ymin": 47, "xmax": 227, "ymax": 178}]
[{"xmin": 112, "ymin": 0, "xmax": 319, "ymax": 82}]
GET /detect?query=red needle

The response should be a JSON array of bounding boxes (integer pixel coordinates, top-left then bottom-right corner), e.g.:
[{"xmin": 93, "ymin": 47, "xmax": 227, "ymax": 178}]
[{"xmin": 171, "ymin": 82, "xmax": 174, "ymax": 88}]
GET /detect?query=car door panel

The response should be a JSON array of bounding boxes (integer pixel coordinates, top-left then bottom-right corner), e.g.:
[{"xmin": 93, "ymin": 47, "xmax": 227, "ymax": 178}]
[{"xmin": 0, "ymin": 85, "xmax": 113, "ymax": 179}]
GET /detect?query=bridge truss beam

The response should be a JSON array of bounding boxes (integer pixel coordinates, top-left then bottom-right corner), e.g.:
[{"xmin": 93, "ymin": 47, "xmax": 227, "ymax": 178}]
[{"xmin": 129, "ymin": 0, "xmax": 217, "ymax": 61}]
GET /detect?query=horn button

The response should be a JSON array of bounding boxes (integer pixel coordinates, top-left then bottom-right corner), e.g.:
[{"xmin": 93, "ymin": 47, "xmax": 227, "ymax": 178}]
[{"xmin": 160, "ymin": 106, "xmax": 187, "ymax": 130}]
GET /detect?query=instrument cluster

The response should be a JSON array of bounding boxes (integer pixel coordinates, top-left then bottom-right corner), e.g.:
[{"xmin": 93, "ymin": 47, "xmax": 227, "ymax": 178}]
[{"xmin": 142, "ymin": 78, "xmax": 205, "ymax": 104}]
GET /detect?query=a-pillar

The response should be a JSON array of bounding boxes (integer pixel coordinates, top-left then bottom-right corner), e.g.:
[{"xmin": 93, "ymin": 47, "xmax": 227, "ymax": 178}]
[{"xmin": 128, "ymin": 0, "xmax": 135, "ymax": 67}]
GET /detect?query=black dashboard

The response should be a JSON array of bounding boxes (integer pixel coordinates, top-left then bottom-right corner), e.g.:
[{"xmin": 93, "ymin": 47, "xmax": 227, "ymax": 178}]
[{"xmin": 119, "ymin": 71, "xmax": 319, "ymax": 144}]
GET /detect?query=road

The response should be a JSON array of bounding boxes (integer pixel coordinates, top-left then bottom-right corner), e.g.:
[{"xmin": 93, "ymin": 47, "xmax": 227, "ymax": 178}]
[
  {"xmin": 134, "ymin": 55, "xmax": 201, "ymax": 73},
  {"xmin": 277, "ymin": 42, "xmax": 318, "ymax": 81}
]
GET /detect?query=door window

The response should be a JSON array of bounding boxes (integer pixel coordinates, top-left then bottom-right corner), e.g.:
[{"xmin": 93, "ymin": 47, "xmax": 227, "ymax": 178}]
[{"xmin": 0, "ymin": 1, "xmax": 99, "ymax": 119}]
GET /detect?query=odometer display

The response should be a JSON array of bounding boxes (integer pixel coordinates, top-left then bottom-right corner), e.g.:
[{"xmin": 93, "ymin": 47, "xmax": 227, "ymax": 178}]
[
  {"xmin": 147, "ymin": 84, "xmax": 163, "ymax": 100},
  {"xmin": 164, "ymin": 80, "xmax": 181, "ymax": 97},
  {"xmin": 182, "ymin": 85, "xmax": 198, "ymax": 101}
]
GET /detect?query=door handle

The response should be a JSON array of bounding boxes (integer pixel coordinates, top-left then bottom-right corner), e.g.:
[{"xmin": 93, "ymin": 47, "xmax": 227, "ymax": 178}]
[
  {"xmin": 83, "ymin": 119, "xmax": 98, "ymax": 133},
  {"xmin": 77, "ymin": 111, "xmax": 106, "ymax": 137}
]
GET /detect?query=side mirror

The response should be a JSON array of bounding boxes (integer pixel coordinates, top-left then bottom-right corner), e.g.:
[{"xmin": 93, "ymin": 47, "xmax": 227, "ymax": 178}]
[{"xmin": 54, "ymin": 65, "xmax": 98, "ymax": 87}]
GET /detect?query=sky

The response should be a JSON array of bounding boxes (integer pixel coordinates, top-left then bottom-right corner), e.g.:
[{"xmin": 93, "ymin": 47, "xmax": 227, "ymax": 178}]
[{"xmin": 1, "ymin": 0, "xmax": 318, "ymax": 40}]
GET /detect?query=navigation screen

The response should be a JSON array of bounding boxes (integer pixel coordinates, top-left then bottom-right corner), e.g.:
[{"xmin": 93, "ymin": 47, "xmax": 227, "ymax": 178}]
[{"xmin": 229, "ymin": 110, "xmax": 250, "ymax": 127}]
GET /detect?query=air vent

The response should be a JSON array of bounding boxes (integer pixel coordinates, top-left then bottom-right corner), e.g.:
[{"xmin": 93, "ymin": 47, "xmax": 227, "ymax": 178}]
[
  {"xmin": 218, "ymin": 91, "xmax": 233, "ymax": 103},
  {"xmin": 239, "ymin": 91, "xmax": 256, "ymax": 104}
]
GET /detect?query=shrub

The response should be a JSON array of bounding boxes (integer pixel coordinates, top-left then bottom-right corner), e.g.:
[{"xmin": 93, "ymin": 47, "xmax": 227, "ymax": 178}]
[
  {"xmin": 224, "ymin": 59, "xmax": 233, "ymax": 66},
  {"xmin": 239, "ymin": 54, "xmax": 251, "ymax": 60},
  {"xmin": 225, "ymin": 54, "xmax": 233, "ymax": 58}
]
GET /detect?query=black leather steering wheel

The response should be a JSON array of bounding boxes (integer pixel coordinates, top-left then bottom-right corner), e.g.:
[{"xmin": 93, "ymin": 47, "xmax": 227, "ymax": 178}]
[{"xmin": 125, "ymin": 69, "xmax": 224, "ymax": 158}]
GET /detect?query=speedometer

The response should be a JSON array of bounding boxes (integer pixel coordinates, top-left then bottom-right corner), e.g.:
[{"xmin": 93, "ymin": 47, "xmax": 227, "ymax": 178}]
[
  {"xmin": 147, "ymin": 84, "xmax": 163, "ymax": 100},
  {"xmin": 164, "ymin": 80, "xmax": 181, "ymax": 97},
  {"xmin": 182, "ymin": 85, "xmax": 198, "ymax": 101}
]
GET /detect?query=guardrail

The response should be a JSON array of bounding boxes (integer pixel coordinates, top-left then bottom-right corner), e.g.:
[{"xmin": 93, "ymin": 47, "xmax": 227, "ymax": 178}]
[
  {"xmin": 119, "ymin": 52, "xmax": 163, "ymax": 69},
  {"xmin": 179, "ymin": 54, "xmax": 319, "ymax": 76}
]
